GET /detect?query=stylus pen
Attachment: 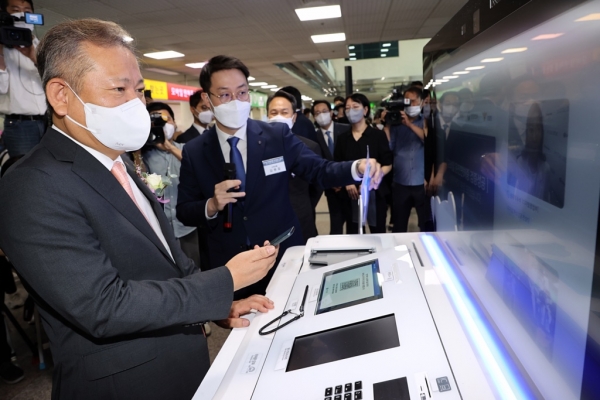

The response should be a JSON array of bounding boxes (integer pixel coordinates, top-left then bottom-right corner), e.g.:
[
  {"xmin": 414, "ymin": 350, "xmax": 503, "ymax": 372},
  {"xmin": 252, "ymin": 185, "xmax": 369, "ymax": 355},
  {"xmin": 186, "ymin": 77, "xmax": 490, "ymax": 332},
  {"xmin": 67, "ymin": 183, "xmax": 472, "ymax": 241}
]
[{"xmin": 299, "ymin": 285, "xmax": 309, "ymax": 314}]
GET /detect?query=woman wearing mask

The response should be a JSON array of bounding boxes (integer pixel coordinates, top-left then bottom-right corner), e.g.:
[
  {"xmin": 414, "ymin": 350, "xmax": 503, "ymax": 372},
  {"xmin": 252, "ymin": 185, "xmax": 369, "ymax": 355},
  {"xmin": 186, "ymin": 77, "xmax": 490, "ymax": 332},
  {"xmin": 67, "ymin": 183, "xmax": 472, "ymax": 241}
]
[{"xmin": 335, "ymin": 93, "xmax": 393, "ymax": 234}]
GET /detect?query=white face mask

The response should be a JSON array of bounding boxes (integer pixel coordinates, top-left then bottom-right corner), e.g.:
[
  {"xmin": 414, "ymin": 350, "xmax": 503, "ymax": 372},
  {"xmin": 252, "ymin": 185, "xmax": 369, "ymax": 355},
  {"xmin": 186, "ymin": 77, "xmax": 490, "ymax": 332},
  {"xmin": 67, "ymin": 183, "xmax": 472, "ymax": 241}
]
[
  {"xmin": 268, "ymin": 115, "xmax": 294, "ymax": 130},
  {"xmin": 163, "ymin": 123, "xmax": 175, "ymax": 140},
  {"xmin": 406, "ymin": 106, "xmax": 421, "ymax": 117},
  {"xmin": 65, "ymin": 83, "xmax": 151, "ymax": 152},
  {"xmin": 315, "ymin": 112, "xmax": 332, "ymax": 128},
  {"xmin": 197, "ymin": 109, "xmax": 213, "ymax": 125},
  {"xmin": 209, "ymin": 99, "xmax": 250, "ymax": 130},
  {"xmin": 346, "ymin": 108, "xmax": 365, "ymax": 124},
  {"xmin": 422, "ymin": 104, "xmax": 432, "ymax": 118},
  {"xmin": 11, "ymin": 12, "xmax": 34, "ymax": 31}
]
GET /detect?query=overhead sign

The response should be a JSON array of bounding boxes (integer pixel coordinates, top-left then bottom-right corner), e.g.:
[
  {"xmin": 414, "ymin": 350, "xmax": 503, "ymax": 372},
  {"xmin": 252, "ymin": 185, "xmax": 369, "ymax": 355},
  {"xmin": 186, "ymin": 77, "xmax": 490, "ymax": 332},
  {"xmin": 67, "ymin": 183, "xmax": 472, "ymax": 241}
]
[
  {"xmin": 143, "ymin": 79, "xmax": 201, "ymax": 101},
  {"xmin": 250, "ymin": 91, "xmax": 268, "ymax": 108}
]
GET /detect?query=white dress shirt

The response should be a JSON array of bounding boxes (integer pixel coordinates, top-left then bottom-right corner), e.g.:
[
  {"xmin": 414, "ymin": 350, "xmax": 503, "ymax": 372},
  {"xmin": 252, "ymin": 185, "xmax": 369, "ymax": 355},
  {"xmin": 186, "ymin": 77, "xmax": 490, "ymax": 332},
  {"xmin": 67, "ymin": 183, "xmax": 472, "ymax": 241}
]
[
  {"xmin": 54, "ymin": 125, "xmax": 174, "ymax": 260},
  {"xmin": 0, "ymin": 38, "xmax": 47, "ymax": 115},
  {"xmin": 192, "ymin": 123, "xmax": 206, "ymax": 135}
]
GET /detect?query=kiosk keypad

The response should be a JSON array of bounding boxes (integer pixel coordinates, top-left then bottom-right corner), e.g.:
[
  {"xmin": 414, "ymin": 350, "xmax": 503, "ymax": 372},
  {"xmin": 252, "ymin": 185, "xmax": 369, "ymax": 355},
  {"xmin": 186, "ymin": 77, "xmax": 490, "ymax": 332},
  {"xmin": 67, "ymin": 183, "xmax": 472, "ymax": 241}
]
[{"xmin": 325, "ymin": 382, "xmax": 363, "ymax": 400}]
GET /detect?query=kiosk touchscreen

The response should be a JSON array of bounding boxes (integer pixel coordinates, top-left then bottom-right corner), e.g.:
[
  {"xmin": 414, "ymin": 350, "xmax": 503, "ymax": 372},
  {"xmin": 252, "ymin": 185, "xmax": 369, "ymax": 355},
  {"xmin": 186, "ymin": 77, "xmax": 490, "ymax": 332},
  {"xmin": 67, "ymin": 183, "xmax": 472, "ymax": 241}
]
[{"xmin": 316, "ymin": 259, "xmax": 383, "ymax": 315}]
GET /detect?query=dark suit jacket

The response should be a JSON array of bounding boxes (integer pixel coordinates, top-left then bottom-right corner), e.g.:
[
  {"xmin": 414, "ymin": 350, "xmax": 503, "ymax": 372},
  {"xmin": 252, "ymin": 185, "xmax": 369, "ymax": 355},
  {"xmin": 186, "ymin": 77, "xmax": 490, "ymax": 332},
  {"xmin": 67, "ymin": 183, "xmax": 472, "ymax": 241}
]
[
  {"xmin": 314, "ymin": 122, "xmax": 351, "ymax": 198},
  {"xmin": 289, "ymin": 135, "xmax": 321, "ymax": 243},
  {"xmin": 292, "ymin": 111, "xmax": 319, "ymax": 142},
  {"xmin": 177, "ymin": 119, "xmax": 355, "ymax": 298},
  {"xmin": 175, "ymin": 124, "xmax": 203, "ymax": 144},
  {"xmin": 0, "ymin": 129, "xmax": 234, "ymax": 400}
]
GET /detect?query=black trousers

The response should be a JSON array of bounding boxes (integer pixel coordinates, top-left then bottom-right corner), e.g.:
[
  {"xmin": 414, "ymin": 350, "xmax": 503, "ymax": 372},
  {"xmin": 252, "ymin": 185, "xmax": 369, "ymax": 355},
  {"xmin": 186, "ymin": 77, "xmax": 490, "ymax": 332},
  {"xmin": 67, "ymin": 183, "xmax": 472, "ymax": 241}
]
[
  {"xmin": 392, "ymin": 183, "xmax": 427, "ymax": 233},
  {"xmin": 326, "ymin": 190, "xmax": 346, "ymax": 235},
  {"xmin": 0, "ymin": 256, "xmax": 16, "ymax": 295}
]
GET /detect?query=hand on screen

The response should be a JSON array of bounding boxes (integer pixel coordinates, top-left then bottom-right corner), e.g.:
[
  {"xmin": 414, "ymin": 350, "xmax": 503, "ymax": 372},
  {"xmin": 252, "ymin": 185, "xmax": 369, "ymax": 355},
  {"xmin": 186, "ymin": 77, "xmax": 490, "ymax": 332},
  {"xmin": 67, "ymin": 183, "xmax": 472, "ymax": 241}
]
[{"xmin": 216, "ymin": 295, "xmax": 275, "ymax": 329}]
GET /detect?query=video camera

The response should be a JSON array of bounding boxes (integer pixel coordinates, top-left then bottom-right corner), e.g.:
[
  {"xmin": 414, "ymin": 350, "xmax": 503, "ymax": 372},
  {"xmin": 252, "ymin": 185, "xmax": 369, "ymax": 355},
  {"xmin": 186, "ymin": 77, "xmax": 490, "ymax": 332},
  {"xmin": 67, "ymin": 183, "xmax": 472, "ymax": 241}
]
[
  {"xmin": 383, "ymin": 88, "xmax": 410, "ymax": 126},
  {"xmin": 146, "ymin": 112, "xmax": 167, "ymax": 146},
  {"xmin": 0, "ymin": 11, "xmax": 44, "ymax": 47}
]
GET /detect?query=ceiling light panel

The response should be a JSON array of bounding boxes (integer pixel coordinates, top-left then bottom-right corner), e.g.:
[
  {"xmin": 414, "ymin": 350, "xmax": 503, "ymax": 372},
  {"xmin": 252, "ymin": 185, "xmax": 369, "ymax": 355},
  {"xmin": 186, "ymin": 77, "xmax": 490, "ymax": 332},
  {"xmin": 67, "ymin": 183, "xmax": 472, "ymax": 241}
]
[
  {"xmin": 481, "ymin": 57, "xmax": 504, "ymax": 62},
  {"xmin": 501, "ymin": 47, "xmax": 528, "ymax": 53},
  {"xmin": 311, "ymin": 33, "xmax": 346, "ymax": 43},
  {"xmin": 532, "ymin": 33, "xmax": 564, "ymax": 40},
  {"xmin": 249, "ymin": 82, "xmax": 268, "ymax": 86},
  {"xmin": 185, "ymin": 62, "xmax": 206, "ymax": 68},
  {"xmin": 143, "ymin": 50, "xmax": 185, "ymax": 59},
  {"xmin": 295, "ymin": 5, "xmax": 341, "ymax": 21}
]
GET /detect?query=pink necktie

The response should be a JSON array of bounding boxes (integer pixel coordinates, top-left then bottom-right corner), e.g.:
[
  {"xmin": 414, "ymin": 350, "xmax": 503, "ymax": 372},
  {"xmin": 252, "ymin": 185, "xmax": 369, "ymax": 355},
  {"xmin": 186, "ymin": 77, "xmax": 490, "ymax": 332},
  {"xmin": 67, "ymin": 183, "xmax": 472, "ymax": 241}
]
[{"xmin": 111, "ymin": 161, "xmax": 148, "ymax": 220}]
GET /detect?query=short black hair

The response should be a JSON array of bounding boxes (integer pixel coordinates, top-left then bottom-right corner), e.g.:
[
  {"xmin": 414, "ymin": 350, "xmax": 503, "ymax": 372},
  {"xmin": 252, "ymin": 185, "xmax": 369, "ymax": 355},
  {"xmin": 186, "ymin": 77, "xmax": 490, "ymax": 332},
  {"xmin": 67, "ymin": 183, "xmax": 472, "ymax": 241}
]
[
  {"xmin": 404, "ymin": 87, "xmax": 423, "ymax": 100},
  {"xmin": 189, "ymin": 90, "xmax": 203, "ymax": 108},
  {"xmin": 199, "ymin": 55, "xmax": 250, "ymax": 93},
  {"xmin": 311, "ymin": 100, "xmax": 331, "ymax": 115},
  {"xmin": 267, "ymin": 90, "xmax": 296, "ymax": 111},
  {"xmin": 0, "ymin": 0, "xmax": 34, "ymax": 12},
  {"xmin": 334, "ymin": 104, "xmax": 345, "ymax": 111},
  {"xmin": 280, "ymin": 86, "xmax": 302, "ymax": 111},
  {"xmin": 410, "ymin": 80, "xmax": 424, "ymax": 88},
  {"xmin": 147, "ymin": 101, "xmax": 175, "ymax": 121},
  {"xmin": 345, "ymin": 93, "xmax": 371, "ymax": 118},
  {"xmin": 333, "ymin": 95, "xmax": 345, "ymax": 104}
]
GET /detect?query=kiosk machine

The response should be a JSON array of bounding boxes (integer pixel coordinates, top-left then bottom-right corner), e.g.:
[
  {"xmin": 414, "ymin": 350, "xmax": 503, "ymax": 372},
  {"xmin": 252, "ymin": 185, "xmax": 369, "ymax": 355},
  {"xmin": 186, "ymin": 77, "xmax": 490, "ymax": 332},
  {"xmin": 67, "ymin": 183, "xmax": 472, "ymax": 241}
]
[{"xmin": 196, "ymin": 0, "xmax": 600, "ymax": 398}]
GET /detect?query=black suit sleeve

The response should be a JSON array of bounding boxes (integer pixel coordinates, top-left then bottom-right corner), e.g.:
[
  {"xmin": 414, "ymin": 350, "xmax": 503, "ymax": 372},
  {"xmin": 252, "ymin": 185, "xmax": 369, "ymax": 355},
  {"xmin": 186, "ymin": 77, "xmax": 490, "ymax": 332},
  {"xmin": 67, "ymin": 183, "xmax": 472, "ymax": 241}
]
[
  {"xmin": 177, "ymin": 145, "xmax": 218, "ymax": 230},
  {"xmin": 0, "ymin": 167, "xmax": 233, "ymax": 339}
]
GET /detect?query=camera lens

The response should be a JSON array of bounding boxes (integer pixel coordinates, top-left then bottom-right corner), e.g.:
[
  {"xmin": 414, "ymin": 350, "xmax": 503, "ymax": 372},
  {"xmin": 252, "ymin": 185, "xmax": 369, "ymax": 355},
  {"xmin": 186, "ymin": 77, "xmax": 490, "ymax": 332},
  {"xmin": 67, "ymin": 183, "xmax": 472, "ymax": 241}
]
[{"xmin": 9, "ymin": 31, "xmax": 21, "ymax": 40}]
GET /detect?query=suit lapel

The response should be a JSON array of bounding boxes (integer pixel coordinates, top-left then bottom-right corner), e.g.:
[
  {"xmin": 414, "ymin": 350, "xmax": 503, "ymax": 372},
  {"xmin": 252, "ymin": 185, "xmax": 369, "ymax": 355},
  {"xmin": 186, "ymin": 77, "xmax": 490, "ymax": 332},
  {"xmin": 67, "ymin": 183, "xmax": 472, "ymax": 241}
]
[
  {"xmin": 245, "ymin": 120, "xmax": 266, "ymax": 206},
  {"xmin": 67, "ymin": 147, "xmax": 176, "ymax": 267},
  {"xmin": 203, "ymin": 127, "xmax": 226, "ymax": 180}
]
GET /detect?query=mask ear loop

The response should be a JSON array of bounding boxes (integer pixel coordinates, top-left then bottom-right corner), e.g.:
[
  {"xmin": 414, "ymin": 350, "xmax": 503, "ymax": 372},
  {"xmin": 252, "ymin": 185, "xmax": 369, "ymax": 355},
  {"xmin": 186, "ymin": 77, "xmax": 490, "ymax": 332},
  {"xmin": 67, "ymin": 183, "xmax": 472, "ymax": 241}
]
[{"xmin": 64, "ymin": 82, "xmax": 97, "ymax": 134}]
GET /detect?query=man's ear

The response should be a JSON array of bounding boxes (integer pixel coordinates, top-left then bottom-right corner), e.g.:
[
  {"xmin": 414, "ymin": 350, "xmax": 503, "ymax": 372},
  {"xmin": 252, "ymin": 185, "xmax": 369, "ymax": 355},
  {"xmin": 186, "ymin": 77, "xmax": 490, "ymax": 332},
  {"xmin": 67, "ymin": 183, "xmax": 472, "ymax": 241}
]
[
  {"xmin": 292, "ymin": 113, "xmax": 297, "ymax": 124},
  {"xmin": 46, "ymin": 79, "xmax": 69, "ymax": 116}
]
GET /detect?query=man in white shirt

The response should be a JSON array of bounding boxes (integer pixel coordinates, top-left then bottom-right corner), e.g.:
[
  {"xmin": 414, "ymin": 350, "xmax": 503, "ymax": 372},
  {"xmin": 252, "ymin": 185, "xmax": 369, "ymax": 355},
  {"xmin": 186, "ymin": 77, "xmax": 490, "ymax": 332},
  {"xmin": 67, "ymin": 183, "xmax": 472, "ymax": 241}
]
[
  {"xmin": 176, "ymin": 89, "xmax": 213, "ymax": 144},
  {"xmin": 0, "ymin": 0, "xmax": 46, "ymax": 157}
]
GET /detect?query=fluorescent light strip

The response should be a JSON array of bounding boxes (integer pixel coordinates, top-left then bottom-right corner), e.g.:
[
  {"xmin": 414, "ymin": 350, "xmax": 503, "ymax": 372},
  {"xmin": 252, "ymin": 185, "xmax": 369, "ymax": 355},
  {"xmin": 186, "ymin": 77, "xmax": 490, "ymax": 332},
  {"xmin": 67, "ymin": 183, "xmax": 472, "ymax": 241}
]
[
  {"xmin": 270, "ymin": 88, "xmax": 280, "ymax": 92},
  {"xmin": 248, "ymin": 76, "xmax": 256, "ymax": 81},
  {"xmin": 348, "ymin": 45, "xmax": 355, "ymax": 50},
  {"xmin": 349, "ymin": 57, "xmax": 357, "ymax": 61},
  {"xmin": 443, "ymin": 76, "xmax": 459, "ymax": 79},
  {"xmin": 576, "ymin": 13, "xmax": 600, "ymax": 22},
  {"xmin": 295, "ymin": 5, "xmax": 341, "ymax": 21},
  {"xmin": 465, "ymin": 66, "xmax": 485, "ymax": 70},
  {"xmin": 185, "ymin": 62, "xmax": 206, "ymax": 69},
  {"xmin": 249, "ymin": 82, "xmax": 268, "ymax": 86},
  {"xmin": 532, "ymin": 33, "xmax": 564, "ymax": 40},
  {"xmin": 143, "ymin": 50, "xmax": 185, "ymax": 59},
  {"xmin": 311, "ymin": 33, "xmax": 346, "ymax": 43},
  {"xmin": 123, "ymin": 36, "xmax": 134, "ymax": 42},
  {"xmin": 381, "ymin": 49, "xmax": 389, "ymax": 52},
  {"xmin": 380, "ymin": 54, "xmax": 387, "ymax": 57},
  {"xmin": 481, "ymin": 57, "xmax": 504, "ymax": 63},
  {"xmin": 349, "ymin": 53, "xmax": 356, "ymax": 56},
  {"xmin": 421, "ymin": 235, "xmax": 531, "ymax": 400},
  {"xmin": 453, "ymin": 71, "xmax": 470, "ymax": 75},
  {"xmin": 501, "ymin": 47, "xmax": 528, "ymax": 54},
  {"xmin": 382, "ymin": 43, "xmax": 391, "ymax": 47}
]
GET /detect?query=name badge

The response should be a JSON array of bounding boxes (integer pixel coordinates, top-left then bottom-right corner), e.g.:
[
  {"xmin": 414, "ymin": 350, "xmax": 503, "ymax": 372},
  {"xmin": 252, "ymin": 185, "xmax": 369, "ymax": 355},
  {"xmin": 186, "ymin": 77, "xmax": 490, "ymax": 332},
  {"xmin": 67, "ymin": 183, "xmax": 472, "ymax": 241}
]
[{"xmin": 262, "ymin": 156, "xmax": 286, "ymax": 176}]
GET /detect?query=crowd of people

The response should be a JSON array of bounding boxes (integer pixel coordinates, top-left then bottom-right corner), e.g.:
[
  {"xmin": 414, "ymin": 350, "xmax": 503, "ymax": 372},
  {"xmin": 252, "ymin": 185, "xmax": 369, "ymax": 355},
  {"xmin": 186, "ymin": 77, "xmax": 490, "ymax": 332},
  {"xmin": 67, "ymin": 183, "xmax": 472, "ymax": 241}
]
[{"xmin": 0, "ymin": 1, "xmax": 552, "ymax": 398}]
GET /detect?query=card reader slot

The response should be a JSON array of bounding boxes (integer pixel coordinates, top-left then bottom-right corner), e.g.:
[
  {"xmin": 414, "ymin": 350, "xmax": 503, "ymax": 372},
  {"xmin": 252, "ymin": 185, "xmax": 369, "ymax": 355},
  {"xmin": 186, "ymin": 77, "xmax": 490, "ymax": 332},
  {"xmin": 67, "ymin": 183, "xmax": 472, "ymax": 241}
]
[{"xmin": 309, "ymin": 248, "xmax": 376, "ymax": 267}]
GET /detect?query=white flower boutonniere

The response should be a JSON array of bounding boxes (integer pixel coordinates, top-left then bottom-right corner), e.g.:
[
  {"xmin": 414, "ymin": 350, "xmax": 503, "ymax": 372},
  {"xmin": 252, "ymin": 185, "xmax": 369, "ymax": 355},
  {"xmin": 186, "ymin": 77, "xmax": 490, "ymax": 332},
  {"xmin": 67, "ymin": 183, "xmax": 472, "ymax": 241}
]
[{"xmin": 142, "ymin": 172, "xmax": 172, "ymax": 204}]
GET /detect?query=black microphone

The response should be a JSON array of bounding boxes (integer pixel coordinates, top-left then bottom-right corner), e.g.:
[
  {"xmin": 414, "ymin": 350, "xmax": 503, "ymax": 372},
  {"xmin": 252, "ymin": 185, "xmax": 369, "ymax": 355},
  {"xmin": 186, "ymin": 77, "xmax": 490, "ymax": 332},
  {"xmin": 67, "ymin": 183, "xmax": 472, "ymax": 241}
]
[{"xmin": 223, "ymin": 163, "xmax": 236, "ymax": 232}]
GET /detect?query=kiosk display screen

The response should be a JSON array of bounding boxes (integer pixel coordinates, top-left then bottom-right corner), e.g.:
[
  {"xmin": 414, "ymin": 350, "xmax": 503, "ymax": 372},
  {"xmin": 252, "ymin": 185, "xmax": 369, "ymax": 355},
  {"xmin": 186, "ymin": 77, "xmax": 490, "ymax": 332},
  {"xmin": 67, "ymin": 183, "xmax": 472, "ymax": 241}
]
[
  {"xmin": 286, "ymin": 314, "xmax": 399, "ymax": 372},
  {"xmin": 316, "ymin": 259, "xmax": 383, "ymax": 315}
]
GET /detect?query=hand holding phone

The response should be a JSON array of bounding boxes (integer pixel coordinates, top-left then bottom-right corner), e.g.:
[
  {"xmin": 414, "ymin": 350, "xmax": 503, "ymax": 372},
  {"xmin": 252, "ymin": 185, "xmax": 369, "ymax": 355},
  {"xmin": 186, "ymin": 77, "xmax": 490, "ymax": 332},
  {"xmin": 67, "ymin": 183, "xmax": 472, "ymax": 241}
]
[{"xmin": 269, "ymin": 226, "xmax": 295, "ymax": 247}]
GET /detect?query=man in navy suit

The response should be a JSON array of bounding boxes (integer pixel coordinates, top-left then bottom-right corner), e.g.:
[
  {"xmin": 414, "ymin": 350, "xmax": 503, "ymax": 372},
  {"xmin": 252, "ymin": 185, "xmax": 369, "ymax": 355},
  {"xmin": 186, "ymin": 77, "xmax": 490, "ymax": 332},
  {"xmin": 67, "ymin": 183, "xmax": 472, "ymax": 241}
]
[
  {"xmin": 311, "ymin": 99, "xmax": 351, "ymax": 234},
  {"xmin": 0, "ymin": 20, "xmax": 279, "ymax": 399},
  {"xmin": 177, "ymin": 55, "xmax": 382, "ymax": 300}
]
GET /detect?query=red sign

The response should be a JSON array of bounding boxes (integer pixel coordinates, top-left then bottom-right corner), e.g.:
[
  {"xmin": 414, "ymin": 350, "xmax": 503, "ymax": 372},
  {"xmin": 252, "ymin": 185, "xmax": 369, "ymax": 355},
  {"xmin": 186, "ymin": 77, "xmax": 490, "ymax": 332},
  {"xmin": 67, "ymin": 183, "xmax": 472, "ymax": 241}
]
[{"xmin": 166, "ymin": 83, "xmax": 201, "ymax": 101}]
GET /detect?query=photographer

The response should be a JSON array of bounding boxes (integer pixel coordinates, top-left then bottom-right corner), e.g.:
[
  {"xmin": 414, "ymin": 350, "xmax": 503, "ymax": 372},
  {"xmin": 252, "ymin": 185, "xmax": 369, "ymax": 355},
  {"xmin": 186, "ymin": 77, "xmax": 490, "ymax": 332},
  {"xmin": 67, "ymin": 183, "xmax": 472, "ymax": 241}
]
[
  {"xmin": 142, "ymin": 103, "xmax": 204, "ymax": 267},
  {"xmin": 0, "ymin": 0, "xmax": 46, "ymax": 157},
  {"xmin": 385, "ymin": 87, "xmax": 428, "ymax": 233}
]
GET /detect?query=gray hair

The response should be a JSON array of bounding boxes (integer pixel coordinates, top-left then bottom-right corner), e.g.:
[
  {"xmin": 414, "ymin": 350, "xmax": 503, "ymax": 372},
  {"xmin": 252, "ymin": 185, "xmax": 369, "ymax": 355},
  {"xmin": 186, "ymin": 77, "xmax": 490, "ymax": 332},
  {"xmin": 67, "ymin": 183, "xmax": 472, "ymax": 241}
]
[{"xmin": 37, "ymin": 18, "xmax": 136, "ymax": 111}]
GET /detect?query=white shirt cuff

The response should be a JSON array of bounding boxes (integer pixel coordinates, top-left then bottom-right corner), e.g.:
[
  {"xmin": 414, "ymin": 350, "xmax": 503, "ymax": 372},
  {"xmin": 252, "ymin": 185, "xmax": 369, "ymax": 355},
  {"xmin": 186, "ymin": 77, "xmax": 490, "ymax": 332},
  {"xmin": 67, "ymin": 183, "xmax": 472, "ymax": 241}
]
[
  {"xmin": 351, "ymin": 160, "xmax": 362, "ymax": 181},
  {"xmin": 205, "ymin": 200, "xmax": 218, "ymax": 220}
]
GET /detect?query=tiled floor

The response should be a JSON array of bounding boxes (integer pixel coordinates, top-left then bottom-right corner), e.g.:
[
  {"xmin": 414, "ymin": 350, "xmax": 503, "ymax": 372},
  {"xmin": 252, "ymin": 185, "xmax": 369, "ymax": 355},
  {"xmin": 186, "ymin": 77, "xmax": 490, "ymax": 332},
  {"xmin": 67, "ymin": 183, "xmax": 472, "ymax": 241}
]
[{"xmin": 1, "ymin": 197, "xmax": 419, "ymax": 399}]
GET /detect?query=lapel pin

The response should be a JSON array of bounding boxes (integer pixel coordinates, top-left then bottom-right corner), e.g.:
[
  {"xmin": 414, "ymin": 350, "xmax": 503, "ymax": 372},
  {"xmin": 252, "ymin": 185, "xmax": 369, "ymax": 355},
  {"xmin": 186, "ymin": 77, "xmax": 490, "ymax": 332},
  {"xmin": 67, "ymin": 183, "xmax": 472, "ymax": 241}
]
[{"xmin": 258, "ymin": 140, "xmax": 262, "ymax": 145}]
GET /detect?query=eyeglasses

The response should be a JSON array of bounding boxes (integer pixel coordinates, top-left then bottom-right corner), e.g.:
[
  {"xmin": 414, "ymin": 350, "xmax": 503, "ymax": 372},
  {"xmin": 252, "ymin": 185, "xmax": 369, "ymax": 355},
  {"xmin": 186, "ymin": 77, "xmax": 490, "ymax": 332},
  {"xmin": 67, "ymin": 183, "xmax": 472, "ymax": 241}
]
[
  {"xmin": 209, "ymin": 89, "xmax": 250, "ymax": 104},
  {"xmin": 259, "ymin": 285, "xmax": 308, "ymax": 335}
]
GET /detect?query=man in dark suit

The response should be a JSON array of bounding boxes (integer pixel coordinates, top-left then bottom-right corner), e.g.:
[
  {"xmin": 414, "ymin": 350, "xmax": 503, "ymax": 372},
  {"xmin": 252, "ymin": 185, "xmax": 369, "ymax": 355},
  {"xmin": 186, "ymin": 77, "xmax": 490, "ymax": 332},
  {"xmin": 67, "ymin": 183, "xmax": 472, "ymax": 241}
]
[
  {"xmin": 177, "ymin": 56, "xmax": 383, "ymax": 300},
  {"xmin": 0, "ymin": 20, "xmax": 279, "ymax": 400},
  {"xmin": 266, "ymin": 90, "xmax": 322, "ymax": 243},
  {"xmin": 311, "ymin": 100, "xmax": 351, "ymax": 234},
  {"xmin": 281, "ymin": 85, "xmax": 319, "ymax": 143},
  {"xmin": 176, "ymin": 90, "xmax": 213, "ymax": 144}
]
